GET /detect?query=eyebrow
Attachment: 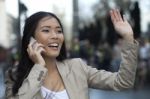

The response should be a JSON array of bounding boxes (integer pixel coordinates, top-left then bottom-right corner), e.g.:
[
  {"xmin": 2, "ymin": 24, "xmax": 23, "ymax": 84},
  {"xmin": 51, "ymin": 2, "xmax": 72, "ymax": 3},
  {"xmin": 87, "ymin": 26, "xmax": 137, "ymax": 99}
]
[{"xmin": 40, "ymin": 26, "xmax": 62, "ymax": 29}]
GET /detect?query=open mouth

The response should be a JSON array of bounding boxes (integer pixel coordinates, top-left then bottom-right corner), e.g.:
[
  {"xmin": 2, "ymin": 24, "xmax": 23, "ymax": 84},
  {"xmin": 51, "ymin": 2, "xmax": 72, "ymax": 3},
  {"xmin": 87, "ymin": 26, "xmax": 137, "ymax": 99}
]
[{"xmin": 48, "ymin": 43, "xmax": 59, "ymax": 49}]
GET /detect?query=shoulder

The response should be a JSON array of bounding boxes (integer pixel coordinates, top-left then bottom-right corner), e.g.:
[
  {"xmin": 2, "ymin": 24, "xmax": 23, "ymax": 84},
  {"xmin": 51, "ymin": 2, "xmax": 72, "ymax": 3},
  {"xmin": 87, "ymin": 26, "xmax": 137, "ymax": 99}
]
[
  {"xmin": 60, "ymin": 58, "xmax": 88, "ymax": 77},
  {"xmin": 61, "ymin": 58, "xmax": 88, "ymax": 72},
  {"xmin": 63, "ymin": 58, "xmax": 86, "ymax": 65}
]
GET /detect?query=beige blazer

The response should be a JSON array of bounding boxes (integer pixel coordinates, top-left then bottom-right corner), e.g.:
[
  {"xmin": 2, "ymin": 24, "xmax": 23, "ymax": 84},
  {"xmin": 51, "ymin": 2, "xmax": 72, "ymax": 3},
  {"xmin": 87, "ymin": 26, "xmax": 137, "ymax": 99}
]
[{"xmin": 5, "ymin": 41, "xmax": 138, "ymax": 99}]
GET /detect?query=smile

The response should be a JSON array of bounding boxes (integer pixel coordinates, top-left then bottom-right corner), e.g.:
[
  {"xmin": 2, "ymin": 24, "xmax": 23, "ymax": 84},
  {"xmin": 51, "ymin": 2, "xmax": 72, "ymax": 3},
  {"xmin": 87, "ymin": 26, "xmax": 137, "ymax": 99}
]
[{"xmin": 48, "ymin": 43, "xmax": 59, "ymax": 49}]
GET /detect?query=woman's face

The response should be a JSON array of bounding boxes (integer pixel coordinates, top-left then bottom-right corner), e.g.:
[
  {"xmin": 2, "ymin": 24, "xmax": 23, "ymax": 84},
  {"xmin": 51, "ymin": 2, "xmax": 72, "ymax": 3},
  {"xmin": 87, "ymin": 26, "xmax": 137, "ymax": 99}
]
[{"xmin": 34, "ymin": 16, "xmax": 64, "ymax": 58}]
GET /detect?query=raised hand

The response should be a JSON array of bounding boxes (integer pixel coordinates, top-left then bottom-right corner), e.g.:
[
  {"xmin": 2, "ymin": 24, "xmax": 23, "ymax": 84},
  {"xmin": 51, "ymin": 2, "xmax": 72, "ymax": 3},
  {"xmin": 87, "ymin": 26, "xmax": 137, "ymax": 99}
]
[
  {"xmin": 27, "ymin": 37, "xmax": 46, "ymax": 66},
  {"xmin": 110, "ymin": 9, "xmax": 134, "ymax": 43}
]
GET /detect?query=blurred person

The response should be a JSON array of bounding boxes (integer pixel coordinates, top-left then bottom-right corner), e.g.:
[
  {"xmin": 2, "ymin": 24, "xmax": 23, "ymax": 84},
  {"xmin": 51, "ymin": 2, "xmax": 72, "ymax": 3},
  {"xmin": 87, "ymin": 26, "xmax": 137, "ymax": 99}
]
[
  {"xmin": 79, "ymin": 39, "xmax": 92, "ymax": 63},
  {"xmin": 135, "ymin": 60, "xmax": 147, "ymax": 90},
  {"xmin": 145, "ymin": 39, "xmax": 150, "ymax": 84},
  {"xmin": 139, "ymin": 39, "xmax": 150, "ymax": 64},
  {"xmin": 5, "ymin": 9, "xmax": 138, "ymax": 99},
  {"xmin": 130, "ymin": 1, "xmax": 141, "ymax": 39},
  {"xmin": 69, "ymin": 37, "xmax": 80, "ymax": 58},
  {"xmin": 101, "ymin": 42, "xmax": 112, "ymax": 71},
  {"xmin": 111, "ymin": 38, "xmax": 123, "ymax": 72},
  {"xmin": 138, "ymin": 38, "xmax": 150, "ymax": 86}
]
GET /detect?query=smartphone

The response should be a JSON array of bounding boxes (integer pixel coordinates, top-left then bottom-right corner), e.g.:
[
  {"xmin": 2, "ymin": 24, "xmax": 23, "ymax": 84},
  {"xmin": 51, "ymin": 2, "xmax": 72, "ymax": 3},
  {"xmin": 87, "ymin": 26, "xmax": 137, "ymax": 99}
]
[{"xmin": 30, "ymin": 37, "xmax": 36, "ymax": 43}]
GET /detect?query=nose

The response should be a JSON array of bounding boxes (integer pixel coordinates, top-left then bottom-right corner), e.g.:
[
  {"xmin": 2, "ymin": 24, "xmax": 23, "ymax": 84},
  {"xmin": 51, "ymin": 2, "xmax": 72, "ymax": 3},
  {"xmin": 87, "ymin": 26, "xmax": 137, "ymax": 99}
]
[{"xmin": 51, "ymin": 30, "xmax": 58, "ymax": 39}]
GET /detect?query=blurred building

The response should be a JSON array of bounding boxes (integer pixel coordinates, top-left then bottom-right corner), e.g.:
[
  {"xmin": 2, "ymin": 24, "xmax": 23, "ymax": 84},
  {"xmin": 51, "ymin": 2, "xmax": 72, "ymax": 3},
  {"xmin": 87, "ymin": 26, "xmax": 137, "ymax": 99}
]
[
  {"xmin": 0, "ymin": 0, "xmax": 18, "ymax": 48},
  {"xmin": 7, "ymin": 14, "xmax": 19, "ymax": 49},
  {"xmin": 0, "ymin": 0, "xmax": 9, "ymax": 48}
]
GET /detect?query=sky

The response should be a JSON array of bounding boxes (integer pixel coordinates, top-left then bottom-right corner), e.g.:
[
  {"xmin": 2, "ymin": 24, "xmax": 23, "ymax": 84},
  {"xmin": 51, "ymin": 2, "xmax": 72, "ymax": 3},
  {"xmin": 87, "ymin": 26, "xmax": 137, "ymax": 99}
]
[
  {"xmin": 5, "ymin": 0, "xmax": 99, "ymax": 19},
  {"xmin": 4, "ymin": 0, "xmax": 150, "ymax": 33},
  {"xmin": 5, "ymin": 0, "xmax": 18, "ymax": 18},
  {"xmin": 21, "ymin": 0, "xmax": 68, "ymax": 16}
]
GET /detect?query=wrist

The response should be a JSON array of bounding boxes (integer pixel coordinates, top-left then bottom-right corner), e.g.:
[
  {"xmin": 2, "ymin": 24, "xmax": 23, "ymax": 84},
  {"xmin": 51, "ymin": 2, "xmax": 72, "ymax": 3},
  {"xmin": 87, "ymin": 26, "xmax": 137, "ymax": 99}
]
[
  {"xmin": 36, "ymin": 62, "xmax": 45, "ymax": 67},
  {"xmin": 123, "ymin": 34, "xmax": 134, "ymax": 43}
]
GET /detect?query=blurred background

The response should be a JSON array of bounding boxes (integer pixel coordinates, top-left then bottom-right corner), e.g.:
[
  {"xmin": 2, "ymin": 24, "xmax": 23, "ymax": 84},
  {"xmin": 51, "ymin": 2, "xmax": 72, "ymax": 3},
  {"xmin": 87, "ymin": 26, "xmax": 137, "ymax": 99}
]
[{"xmin": 0, "ymin": 0, "xmax": 150, "ymax": 99}]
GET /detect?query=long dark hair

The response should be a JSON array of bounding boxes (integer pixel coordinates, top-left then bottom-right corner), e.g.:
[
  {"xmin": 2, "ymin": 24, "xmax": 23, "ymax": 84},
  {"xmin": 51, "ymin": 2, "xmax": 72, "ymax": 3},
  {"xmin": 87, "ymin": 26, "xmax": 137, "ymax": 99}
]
[{"xmin": 12, "ymin": 11, "xmax": 67, "ymax": 95}]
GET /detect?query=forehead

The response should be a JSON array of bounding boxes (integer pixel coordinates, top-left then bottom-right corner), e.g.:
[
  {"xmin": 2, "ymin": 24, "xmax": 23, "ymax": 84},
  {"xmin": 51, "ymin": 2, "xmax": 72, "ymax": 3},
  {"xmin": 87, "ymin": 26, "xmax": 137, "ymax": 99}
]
[{"xmin": 37, "ymin": 16, "xmax": 61, "ymax": 28}]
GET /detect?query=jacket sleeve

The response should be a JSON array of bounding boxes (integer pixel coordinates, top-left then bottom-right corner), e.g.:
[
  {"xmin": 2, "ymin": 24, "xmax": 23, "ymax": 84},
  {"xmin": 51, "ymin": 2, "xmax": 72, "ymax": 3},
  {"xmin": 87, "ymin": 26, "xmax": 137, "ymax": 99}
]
[
  {"xmin": 5, "ymin": 64, "xmax": 47, "ymax": 99},
  {"xmin": 79, "ymin": 40, "xmax": 138, "ymax": 91},
  {"xmin": 18, "ymin": 64, "xmax": 47, "ymax": 98}
]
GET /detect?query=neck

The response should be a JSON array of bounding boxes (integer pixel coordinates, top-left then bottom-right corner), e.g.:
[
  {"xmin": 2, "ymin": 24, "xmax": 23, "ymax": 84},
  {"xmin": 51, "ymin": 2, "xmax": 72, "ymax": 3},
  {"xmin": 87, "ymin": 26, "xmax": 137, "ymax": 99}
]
[{"xmin": 44, "ymin": 56, "xmax": 57, "ymax": 73}]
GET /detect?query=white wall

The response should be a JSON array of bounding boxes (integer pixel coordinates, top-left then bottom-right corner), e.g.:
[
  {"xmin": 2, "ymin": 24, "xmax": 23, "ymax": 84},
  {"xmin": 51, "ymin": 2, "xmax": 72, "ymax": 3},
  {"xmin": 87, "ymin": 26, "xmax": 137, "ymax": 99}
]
[{"xmin": 0, "ymin": 0, "xmax": 9, "ymax": 48}]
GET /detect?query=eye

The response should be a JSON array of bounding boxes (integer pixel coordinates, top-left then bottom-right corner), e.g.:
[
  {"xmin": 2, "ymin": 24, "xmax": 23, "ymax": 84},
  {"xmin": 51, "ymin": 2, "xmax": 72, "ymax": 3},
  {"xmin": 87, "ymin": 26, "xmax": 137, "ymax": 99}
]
[
  {"xmin": 42, "ymin": 29, "xmax": 50, "ymax": 33},
  {"xmin": 57, "ymin": 30, "xmax": 62, "ymax": 34}
]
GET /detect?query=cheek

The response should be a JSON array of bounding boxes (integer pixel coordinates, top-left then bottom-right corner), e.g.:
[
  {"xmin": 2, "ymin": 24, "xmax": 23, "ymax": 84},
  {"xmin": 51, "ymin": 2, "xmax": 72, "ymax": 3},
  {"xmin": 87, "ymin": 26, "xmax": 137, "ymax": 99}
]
[
  {"xmin": 35, "ymin": 34, "xmax": 47, "ymax": 44},
  {"xmin": 60, "ymin": 34, "xmax": 64, "ymax": 43}
]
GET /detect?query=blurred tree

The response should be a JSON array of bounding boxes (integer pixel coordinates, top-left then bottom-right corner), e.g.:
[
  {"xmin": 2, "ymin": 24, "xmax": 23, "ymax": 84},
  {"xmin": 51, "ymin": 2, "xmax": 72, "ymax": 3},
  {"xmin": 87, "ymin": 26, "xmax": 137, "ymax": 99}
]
[{"xmin": 130, "ymin": 1, "xmax": 141, "ymax": 39}]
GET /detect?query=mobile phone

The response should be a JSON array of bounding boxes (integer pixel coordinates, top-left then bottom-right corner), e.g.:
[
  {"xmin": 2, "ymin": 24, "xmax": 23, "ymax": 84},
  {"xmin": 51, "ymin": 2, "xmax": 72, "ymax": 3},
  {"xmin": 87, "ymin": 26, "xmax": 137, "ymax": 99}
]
[{"xmin": 30, "ymin": 37, "xmax": 36, "ymax": 42}]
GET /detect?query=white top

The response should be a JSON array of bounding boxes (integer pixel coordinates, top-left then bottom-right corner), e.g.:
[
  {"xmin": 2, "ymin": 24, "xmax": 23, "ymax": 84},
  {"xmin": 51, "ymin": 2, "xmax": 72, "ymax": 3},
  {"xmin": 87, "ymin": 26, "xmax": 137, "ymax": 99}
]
[{"xmin": 41, "ymin": 86, "xmax": 69, "ymax": 99}]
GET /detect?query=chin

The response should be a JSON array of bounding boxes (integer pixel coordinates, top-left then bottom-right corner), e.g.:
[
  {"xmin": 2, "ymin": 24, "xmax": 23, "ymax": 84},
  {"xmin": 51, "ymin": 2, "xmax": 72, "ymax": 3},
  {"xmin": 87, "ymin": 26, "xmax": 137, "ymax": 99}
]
[
  {"xmin": 47, "ymin": 52, "xmax": 60, "ymax": 58},
  {"xmin": 42, "ymin": 51, "xmax": 59, "ymax": 58}
]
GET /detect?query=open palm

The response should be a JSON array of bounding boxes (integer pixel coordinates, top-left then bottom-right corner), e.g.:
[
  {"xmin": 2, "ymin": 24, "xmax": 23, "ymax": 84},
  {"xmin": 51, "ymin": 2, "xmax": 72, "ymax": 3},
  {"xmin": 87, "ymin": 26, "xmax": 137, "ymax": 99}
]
[{"xmin": 110, "ymin": 9, "xmax": 134, "ymax": 42}]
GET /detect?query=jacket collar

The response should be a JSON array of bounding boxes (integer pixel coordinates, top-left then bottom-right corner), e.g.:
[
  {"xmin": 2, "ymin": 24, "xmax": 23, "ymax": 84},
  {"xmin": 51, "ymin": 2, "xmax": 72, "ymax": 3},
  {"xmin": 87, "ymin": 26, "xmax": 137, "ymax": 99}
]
[
  {"xmin": 56, "ymin": 60, "xmax": 75, "ymax": 99},
  {"xmin": 56, "ymin": 60, "xmax": 71, "ymax": 78}
]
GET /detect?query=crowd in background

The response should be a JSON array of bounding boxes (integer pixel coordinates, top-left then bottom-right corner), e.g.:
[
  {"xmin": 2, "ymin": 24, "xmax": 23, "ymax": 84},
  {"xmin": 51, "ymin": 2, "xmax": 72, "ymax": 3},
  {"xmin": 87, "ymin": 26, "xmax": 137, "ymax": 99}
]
[
  {"xmin": 68, "ymin": 37, "xmax": 150, "ymax": 89},
  {"xmin": 0, "ymin": 35, "xmax": 150, "ymax": 98}
]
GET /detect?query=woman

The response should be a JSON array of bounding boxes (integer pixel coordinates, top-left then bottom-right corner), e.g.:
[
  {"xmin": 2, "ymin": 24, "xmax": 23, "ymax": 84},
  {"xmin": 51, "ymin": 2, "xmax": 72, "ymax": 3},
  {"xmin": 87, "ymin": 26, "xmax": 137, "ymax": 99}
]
[{"xmin": 5, "ymin": 9, "xmax": 138, "ymax": 99}]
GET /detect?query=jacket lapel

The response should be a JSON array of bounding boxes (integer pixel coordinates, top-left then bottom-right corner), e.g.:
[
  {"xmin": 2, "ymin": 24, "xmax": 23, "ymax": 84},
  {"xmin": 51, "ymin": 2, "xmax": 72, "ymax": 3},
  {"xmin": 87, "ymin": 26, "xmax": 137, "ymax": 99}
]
[{"xmin": 56, "ymin": 60, "xmax": 77, "ymax": 99}]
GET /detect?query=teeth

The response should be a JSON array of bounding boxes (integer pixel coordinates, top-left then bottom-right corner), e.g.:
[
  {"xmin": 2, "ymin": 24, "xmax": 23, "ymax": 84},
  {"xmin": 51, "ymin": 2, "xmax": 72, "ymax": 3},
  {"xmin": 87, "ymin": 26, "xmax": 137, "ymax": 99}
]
[{"xmin": 49, "ymin": 43, "xmax": 58, "ymax": 47}]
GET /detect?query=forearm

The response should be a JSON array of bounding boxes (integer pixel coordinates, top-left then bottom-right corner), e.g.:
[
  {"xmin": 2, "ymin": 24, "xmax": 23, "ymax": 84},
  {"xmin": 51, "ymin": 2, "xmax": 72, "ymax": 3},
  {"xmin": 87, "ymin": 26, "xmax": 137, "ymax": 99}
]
[
  {"xmin": 113, "ymin": 40, "xmax": 138, "ymax": 91},
  {"xmin": 85, "ymin": 40, "xmax": 138, "ymax": 91}
]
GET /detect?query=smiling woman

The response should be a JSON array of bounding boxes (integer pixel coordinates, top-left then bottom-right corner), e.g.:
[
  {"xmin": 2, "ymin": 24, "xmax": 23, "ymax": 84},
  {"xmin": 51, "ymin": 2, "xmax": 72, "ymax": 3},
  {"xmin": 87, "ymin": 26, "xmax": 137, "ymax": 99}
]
[
  {"xmin": 34, "ymin": 16, "xmax": 64, "ymax": 59},
  {"xmin": 5, "ymin": 10, "xmax": 138, "ymax": 99}
]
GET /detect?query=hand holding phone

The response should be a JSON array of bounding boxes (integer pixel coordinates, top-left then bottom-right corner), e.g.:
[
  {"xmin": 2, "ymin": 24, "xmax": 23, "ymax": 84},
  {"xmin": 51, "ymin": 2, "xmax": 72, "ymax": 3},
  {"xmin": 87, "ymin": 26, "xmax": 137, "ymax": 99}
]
[{"xmin": 27, "ymin": 37, "xmax": 46, "ymax": 66}]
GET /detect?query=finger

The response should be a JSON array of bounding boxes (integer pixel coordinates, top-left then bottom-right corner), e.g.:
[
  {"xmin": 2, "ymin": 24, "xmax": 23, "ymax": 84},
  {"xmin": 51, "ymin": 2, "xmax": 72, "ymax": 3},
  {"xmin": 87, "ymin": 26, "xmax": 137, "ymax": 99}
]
[
  {"xmin": 27, "ymin": 47, "xmax": 33, "ymax": 57},
  {"xmin": 112, "ymin": 9, "xmax": 120, "ymax": 22},
  {"xmin": 34, "ymin": 43, "xmax": 45, "ymax": 51},
  {"xmin": 110, "ymin": 10, "xmax": 116, "ymax": 23},
  {"xmin": 116, "ymin": 9, "xmax": 123, "ymax": 21},
  {"xmin": 37, "ymin": 47, "xmax": 46, "ymax": 54}
]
